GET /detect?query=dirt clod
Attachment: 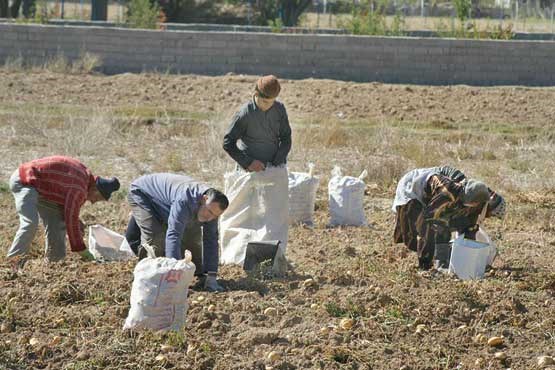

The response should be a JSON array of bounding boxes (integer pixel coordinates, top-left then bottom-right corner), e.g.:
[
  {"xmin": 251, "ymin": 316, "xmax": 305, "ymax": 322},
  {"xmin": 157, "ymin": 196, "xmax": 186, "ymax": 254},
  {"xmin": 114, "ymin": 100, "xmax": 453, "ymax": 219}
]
[
  {"xmin": 197, "ymin": 320, "xmax": 212, "ymax": 329},
  {"xmin": 487, "ymin": 336, "xmax": 504, "ymax": 347},
  {"xmin": 538, "ymin": 356, "xmax": 555, "ymax": 368},
  {"xmin": 75, "ymin": 351, "xmax": 90, "ymax": 361},
  {"xmin": 264, "ymin": 307, "xmax": 278, "ymax": 317}
]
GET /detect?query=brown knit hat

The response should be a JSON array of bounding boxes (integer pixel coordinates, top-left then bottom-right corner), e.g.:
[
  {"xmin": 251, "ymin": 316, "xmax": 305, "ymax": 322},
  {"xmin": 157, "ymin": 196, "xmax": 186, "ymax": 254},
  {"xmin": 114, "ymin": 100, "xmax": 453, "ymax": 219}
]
[{"xmin": 255, "ymin": 75, "xmax": 281, "ymax": 99}]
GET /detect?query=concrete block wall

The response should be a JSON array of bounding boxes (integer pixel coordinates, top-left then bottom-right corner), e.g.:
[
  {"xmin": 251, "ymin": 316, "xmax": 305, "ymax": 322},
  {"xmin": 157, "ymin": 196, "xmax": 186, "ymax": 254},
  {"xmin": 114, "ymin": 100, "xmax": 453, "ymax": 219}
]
[{"xmin": 0, "ymin": 23, "xmax": 554, "ymax": 85}]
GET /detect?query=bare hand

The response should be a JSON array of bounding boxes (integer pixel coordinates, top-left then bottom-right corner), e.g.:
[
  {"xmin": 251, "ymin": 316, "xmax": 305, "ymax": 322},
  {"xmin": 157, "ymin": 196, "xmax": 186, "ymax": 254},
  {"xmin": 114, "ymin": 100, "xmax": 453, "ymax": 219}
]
[{"xmin": 247, "ymin": 160, "xmax": 265, "ymax": 172}]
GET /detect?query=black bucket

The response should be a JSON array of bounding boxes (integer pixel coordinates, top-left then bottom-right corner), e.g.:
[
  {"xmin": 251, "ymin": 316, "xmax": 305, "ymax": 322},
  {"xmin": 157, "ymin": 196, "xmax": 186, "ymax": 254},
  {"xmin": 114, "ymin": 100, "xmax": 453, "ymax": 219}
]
[
  {"xmin": 243, "ymin": 240, "xmax": 281, "ymax": 271},
  {"xmin": 433, "ymin": 242, "xmax": 452, "ymax": 269}
]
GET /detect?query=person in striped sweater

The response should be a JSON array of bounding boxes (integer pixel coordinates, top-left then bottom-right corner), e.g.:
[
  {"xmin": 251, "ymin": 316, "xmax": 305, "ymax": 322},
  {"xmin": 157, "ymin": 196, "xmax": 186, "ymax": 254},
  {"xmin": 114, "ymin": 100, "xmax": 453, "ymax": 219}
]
[{"xmin": 7, "ymin": 155, "xmax": 120, "ymax": 265}]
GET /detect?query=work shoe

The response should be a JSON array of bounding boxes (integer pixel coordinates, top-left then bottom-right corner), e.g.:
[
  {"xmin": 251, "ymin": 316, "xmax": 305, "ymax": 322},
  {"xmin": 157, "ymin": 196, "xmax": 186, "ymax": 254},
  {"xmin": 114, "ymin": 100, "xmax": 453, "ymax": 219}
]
[{"xmin": 203, "ymin": 273, "xmax": 224, "ymax": 293}]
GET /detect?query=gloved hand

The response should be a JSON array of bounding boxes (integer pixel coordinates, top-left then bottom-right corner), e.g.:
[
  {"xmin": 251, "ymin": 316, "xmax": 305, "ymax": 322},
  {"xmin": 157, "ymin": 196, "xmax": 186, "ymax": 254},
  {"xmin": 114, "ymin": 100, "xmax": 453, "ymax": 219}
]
[
  {"xmin": 204, "ymin": 273, "xmax": 224, "ymax": 292},
  {"xmin": 78, "ymin": 249, "xmax": 95, "ymax": 262}
]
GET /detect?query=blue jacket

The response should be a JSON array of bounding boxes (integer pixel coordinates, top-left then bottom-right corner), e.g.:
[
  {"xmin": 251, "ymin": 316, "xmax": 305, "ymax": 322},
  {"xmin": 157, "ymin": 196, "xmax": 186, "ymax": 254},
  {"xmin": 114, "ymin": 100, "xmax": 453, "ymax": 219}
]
[{"xmin": 129, "ymin": 173, "xmax": 219, "ymax": 273}]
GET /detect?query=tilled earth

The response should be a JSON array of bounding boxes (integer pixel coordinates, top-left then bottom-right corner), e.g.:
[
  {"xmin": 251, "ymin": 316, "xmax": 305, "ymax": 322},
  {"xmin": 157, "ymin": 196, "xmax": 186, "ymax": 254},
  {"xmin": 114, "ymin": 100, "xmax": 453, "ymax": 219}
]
[{"xmin": 0, "ymin": 70, "xmax": 554, "ymax": 370}]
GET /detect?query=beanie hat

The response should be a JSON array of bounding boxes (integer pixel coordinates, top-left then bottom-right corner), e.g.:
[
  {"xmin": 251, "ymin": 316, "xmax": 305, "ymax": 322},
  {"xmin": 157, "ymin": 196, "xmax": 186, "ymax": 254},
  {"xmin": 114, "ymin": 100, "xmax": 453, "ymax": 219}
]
[
  {"xmin": 462, "ymin": 180, "xmax": 489, "ymax": 204},
  {"xmin": 255, "ymin": 75, "xmax": 281, "ymax": 99},
  {"xmin": 95, "ymin": 177, "xmax": 120, "ymax": 200}
]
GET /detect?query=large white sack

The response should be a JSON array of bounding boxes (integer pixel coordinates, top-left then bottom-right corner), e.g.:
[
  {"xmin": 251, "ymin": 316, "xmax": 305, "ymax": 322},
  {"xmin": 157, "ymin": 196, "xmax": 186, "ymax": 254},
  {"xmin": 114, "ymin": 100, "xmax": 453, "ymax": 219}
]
[
  {"xmin": 328, "ymin": 167, "xmax": 368, "ymax": 226},
  {"xmin": 448, "ymin": 235, "xmax": 490, "ymax": 280},
  {"xmin": 88, "ymin": 224, "xmax": 136, "ymax": 261},
  {"xmin": 220, "ymin": 166, "xmax": 289, "ymax": 266},
  {"xmin": 123, "ymin": 251, "xmax": 195, "ymax": 332},
  {"xmin": 288, "ymin": 164, "xmax": 319, "ymax": 226}
]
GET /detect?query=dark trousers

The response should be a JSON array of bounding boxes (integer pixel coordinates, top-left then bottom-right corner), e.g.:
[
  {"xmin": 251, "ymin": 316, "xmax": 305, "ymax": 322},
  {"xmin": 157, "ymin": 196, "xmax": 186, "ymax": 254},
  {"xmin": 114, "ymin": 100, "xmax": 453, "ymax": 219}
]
[{"xmin": 126, "ymin": 195, "xmax": 204, "ymax": 274}]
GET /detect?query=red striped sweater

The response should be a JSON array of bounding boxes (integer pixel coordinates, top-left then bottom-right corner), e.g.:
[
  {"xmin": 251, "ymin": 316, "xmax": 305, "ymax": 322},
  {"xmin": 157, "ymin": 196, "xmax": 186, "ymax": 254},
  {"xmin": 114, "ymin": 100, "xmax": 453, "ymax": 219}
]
[{"xmin": 19, "ymin": 156, "xmax": 96, "ymax": 252}]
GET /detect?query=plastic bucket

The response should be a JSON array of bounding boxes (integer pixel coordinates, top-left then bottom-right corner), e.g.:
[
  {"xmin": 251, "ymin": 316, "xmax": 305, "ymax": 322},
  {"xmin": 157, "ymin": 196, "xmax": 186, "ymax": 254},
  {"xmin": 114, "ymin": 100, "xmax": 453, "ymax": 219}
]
[{"xmin": 448, "ymin": 236, "xmax": 490, "ymax": 280}]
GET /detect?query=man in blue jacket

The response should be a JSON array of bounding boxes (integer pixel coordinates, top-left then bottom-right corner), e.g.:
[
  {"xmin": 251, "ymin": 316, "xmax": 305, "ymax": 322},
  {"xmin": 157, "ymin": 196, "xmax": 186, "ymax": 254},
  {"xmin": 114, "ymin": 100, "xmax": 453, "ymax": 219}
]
[{"xmin": 125, "ymin": 173, "xmax": 229, "ymax": 292}]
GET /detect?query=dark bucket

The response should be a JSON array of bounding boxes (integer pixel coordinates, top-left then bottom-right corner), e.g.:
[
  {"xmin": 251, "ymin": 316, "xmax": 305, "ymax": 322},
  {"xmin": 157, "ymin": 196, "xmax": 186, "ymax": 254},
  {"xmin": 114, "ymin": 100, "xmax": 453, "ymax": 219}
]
[
  {"xmin": 243, "ymin": 240, "xmax": 281, "ymax": 271},
  {"xmin": 434, "ymin": 242, "xmax": 452, "ymax": 269}
]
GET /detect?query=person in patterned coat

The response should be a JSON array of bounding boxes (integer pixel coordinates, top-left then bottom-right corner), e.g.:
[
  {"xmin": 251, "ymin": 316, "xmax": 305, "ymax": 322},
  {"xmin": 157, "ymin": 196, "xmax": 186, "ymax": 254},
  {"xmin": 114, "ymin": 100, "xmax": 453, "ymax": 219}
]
[{"xmin": 392, "ymin": 166, "xmax": 505, "ymax": 269}]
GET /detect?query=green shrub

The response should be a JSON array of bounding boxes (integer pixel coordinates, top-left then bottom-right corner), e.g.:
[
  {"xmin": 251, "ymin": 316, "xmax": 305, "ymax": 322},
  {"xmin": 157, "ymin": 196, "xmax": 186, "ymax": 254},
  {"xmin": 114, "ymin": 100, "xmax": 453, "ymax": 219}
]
[
  {"xmin": 453, "ymin": 0, "xmax": 472, "ymax": 22},
  {"xmin": 0, "ymin": 181, "xmax": 9, "ymax": 193},
  {"xmin": 337, "ymin": 0, "xmax": 405, "ymax": 36},
  {"xmin": 32, "ymin": 0, "xmax": 57, "ymax": 24},
  {"xmin": 268, "ymin": 18, "xmax": 284, "ymax": 33},
  {"xmin": 126, "ymin": 0, "xmax": 160, "ymax": 29}
]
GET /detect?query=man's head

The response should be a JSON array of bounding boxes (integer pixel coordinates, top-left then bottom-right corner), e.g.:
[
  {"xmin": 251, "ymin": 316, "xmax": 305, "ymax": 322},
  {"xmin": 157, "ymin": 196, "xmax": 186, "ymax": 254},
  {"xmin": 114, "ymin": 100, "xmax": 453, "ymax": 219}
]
[
  {"xmin": 254, "ymin": 75, "xmax": 280, "ymax": 111},
  {"xmin": 88, "ymin": 177, "xmax": 120, "ymax": 203},
  {"xmin": 198, "ymin": 188, "xmax": 229, "ymax": 223}
]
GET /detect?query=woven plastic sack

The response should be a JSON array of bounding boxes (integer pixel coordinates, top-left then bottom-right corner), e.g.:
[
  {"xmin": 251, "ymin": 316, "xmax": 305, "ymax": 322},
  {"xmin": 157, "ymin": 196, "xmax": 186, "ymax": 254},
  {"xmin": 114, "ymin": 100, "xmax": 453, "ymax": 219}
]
[
  {"xmin": 123, "ymin": 251, "xmax": 196, "ymax": 332},
  {"xmin": 328, "ymin": 167, "xmax": 368, "ymax": 226},
  {"xmin": 220, "ymin": 166, "xmax": 289, "ymax": 266},
  {"xmin": 288, "ymin": 164, "xmax": 319, "ymax": 226},
  {"xmin": 88, "ymin": 224, "xmax": 136, "ymax": 261}
]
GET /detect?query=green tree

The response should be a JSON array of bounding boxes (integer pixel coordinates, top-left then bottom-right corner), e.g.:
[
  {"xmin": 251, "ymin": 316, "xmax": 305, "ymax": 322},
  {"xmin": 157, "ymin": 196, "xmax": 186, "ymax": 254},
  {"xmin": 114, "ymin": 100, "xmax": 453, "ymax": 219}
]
[
  {"xmin": 279, "ymin": 0, "xmax": 312, "ymax": 26},
  {"xmin": 160, "ymin": 0, "xmax": 216, "ymax": 22},
  {"xmin": 8, "ymin": 0, "xmax": 35, "ymax": 18},
  {"xmin": 252, "ymin": 0, "xmax": 312, "ymax": 27},
  {"xmin": 0, "ymin": 0, "xmax": 8, "ymax": 17}
]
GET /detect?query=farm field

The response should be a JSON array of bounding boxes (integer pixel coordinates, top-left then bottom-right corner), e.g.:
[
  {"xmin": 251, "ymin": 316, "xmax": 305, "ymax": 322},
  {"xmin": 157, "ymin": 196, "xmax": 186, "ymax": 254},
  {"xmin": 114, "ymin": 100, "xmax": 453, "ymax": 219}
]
[{"xmin": 0, "ymin": 69, "xmax": 554, "ymax": 370}]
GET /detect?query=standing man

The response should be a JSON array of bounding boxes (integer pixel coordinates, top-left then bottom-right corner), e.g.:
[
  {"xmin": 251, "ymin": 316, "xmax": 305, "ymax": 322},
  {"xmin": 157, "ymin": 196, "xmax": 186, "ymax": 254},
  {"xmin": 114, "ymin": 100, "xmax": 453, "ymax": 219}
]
[
  {"xmin": 7, "ymin": 155, "xmax": 120, "ymax": 264},
  {"xmin": 223, "ymin": 75, "xmax": 291, "ymax": 172},
  {"xmin": 221, "ymin": 75, "xmax": 292, "ymax": 271},
  {"xmin": 124, "ymin": 173, "xmax": 229, "ymax": 292}
]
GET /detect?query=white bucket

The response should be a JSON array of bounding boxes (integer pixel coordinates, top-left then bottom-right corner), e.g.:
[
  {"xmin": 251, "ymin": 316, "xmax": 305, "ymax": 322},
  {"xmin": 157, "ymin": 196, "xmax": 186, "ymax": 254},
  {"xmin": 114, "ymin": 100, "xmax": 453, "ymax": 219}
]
[{"xmin": 448, "ymin": 235, "xmax": 490, "ymax": 280}]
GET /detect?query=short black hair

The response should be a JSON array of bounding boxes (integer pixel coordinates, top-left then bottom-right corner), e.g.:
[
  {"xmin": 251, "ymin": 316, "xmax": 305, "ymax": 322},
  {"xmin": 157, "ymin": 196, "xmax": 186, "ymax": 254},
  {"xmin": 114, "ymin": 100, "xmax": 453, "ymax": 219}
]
[{"xmin": 204, "ymin": 188, "xmax": 229, "ymax": 211}]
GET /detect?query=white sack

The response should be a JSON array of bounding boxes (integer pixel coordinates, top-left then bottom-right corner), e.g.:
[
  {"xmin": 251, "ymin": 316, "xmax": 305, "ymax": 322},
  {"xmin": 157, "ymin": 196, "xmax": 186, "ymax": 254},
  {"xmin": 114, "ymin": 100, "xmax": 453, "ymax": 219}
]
[
  {"xmin": 88, "ymin": 224, "xmax": 136, "ymax": 261},
  {"xmin": 220, "ymin": 166, "xmax": 289, "ymax": 266},
  {"xmin": 448, "ymin": 235, "xmax": 490, "ymax": 280},
  {"xmin": 123, "ymin": 251, "xmax": 195, "ymax": 332},
  {"xmin": 288, "ymin": 163, "xmax": 319, "ymax": 226},
  {"xmin": 328, "ymin": 167, "xmax": 368, "ymax": 226}
]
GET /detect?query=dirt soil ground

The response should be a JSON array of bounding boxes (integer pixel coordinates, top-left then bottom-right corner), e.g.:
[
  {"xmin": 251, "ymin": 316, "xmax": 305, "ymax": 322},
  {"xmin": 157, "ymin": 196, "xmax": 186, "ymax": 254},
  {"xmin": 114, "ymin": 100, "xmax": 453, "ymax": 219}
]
[{"xmin": 0, "ymin": 70, "xmax": 554, "ymax": 370}]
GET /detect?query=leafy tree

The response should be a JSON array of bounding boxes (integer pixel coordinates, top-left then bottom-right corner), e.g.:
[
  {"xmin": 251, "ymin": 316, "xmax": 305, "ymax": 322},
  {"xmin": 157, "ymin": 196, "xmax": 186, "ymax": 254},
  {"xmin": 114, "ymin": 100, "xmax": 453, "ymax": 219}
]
[
  {"xmin": 279, "ymin": 0, "xmax": 312, "ymax": 26},
  {"xmin": 0, "ymin": 0, "xmax": 8, "ymax": 17},
  {"xmin": 8, "ymin": 0, "xmax": 35, "ymax": 18},
  {"xmin": 252, "ymin": 0, "xmax": 312, "ymax": 27},
  {"xmin": 159, "ymin": 0, "xmax": 216, "ymax": 22}
]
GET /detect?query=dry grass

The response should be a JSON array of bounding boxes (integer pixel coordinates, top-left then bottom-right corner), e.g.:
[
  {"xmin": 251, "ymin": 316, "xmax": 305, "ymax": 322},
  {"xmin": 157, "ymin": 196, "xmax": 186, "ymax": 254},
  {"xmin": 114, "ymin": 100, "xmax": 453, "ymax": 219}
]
[{"xmin": 3, "ymin": 52, "xmax": 102, "ymax": 74}]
